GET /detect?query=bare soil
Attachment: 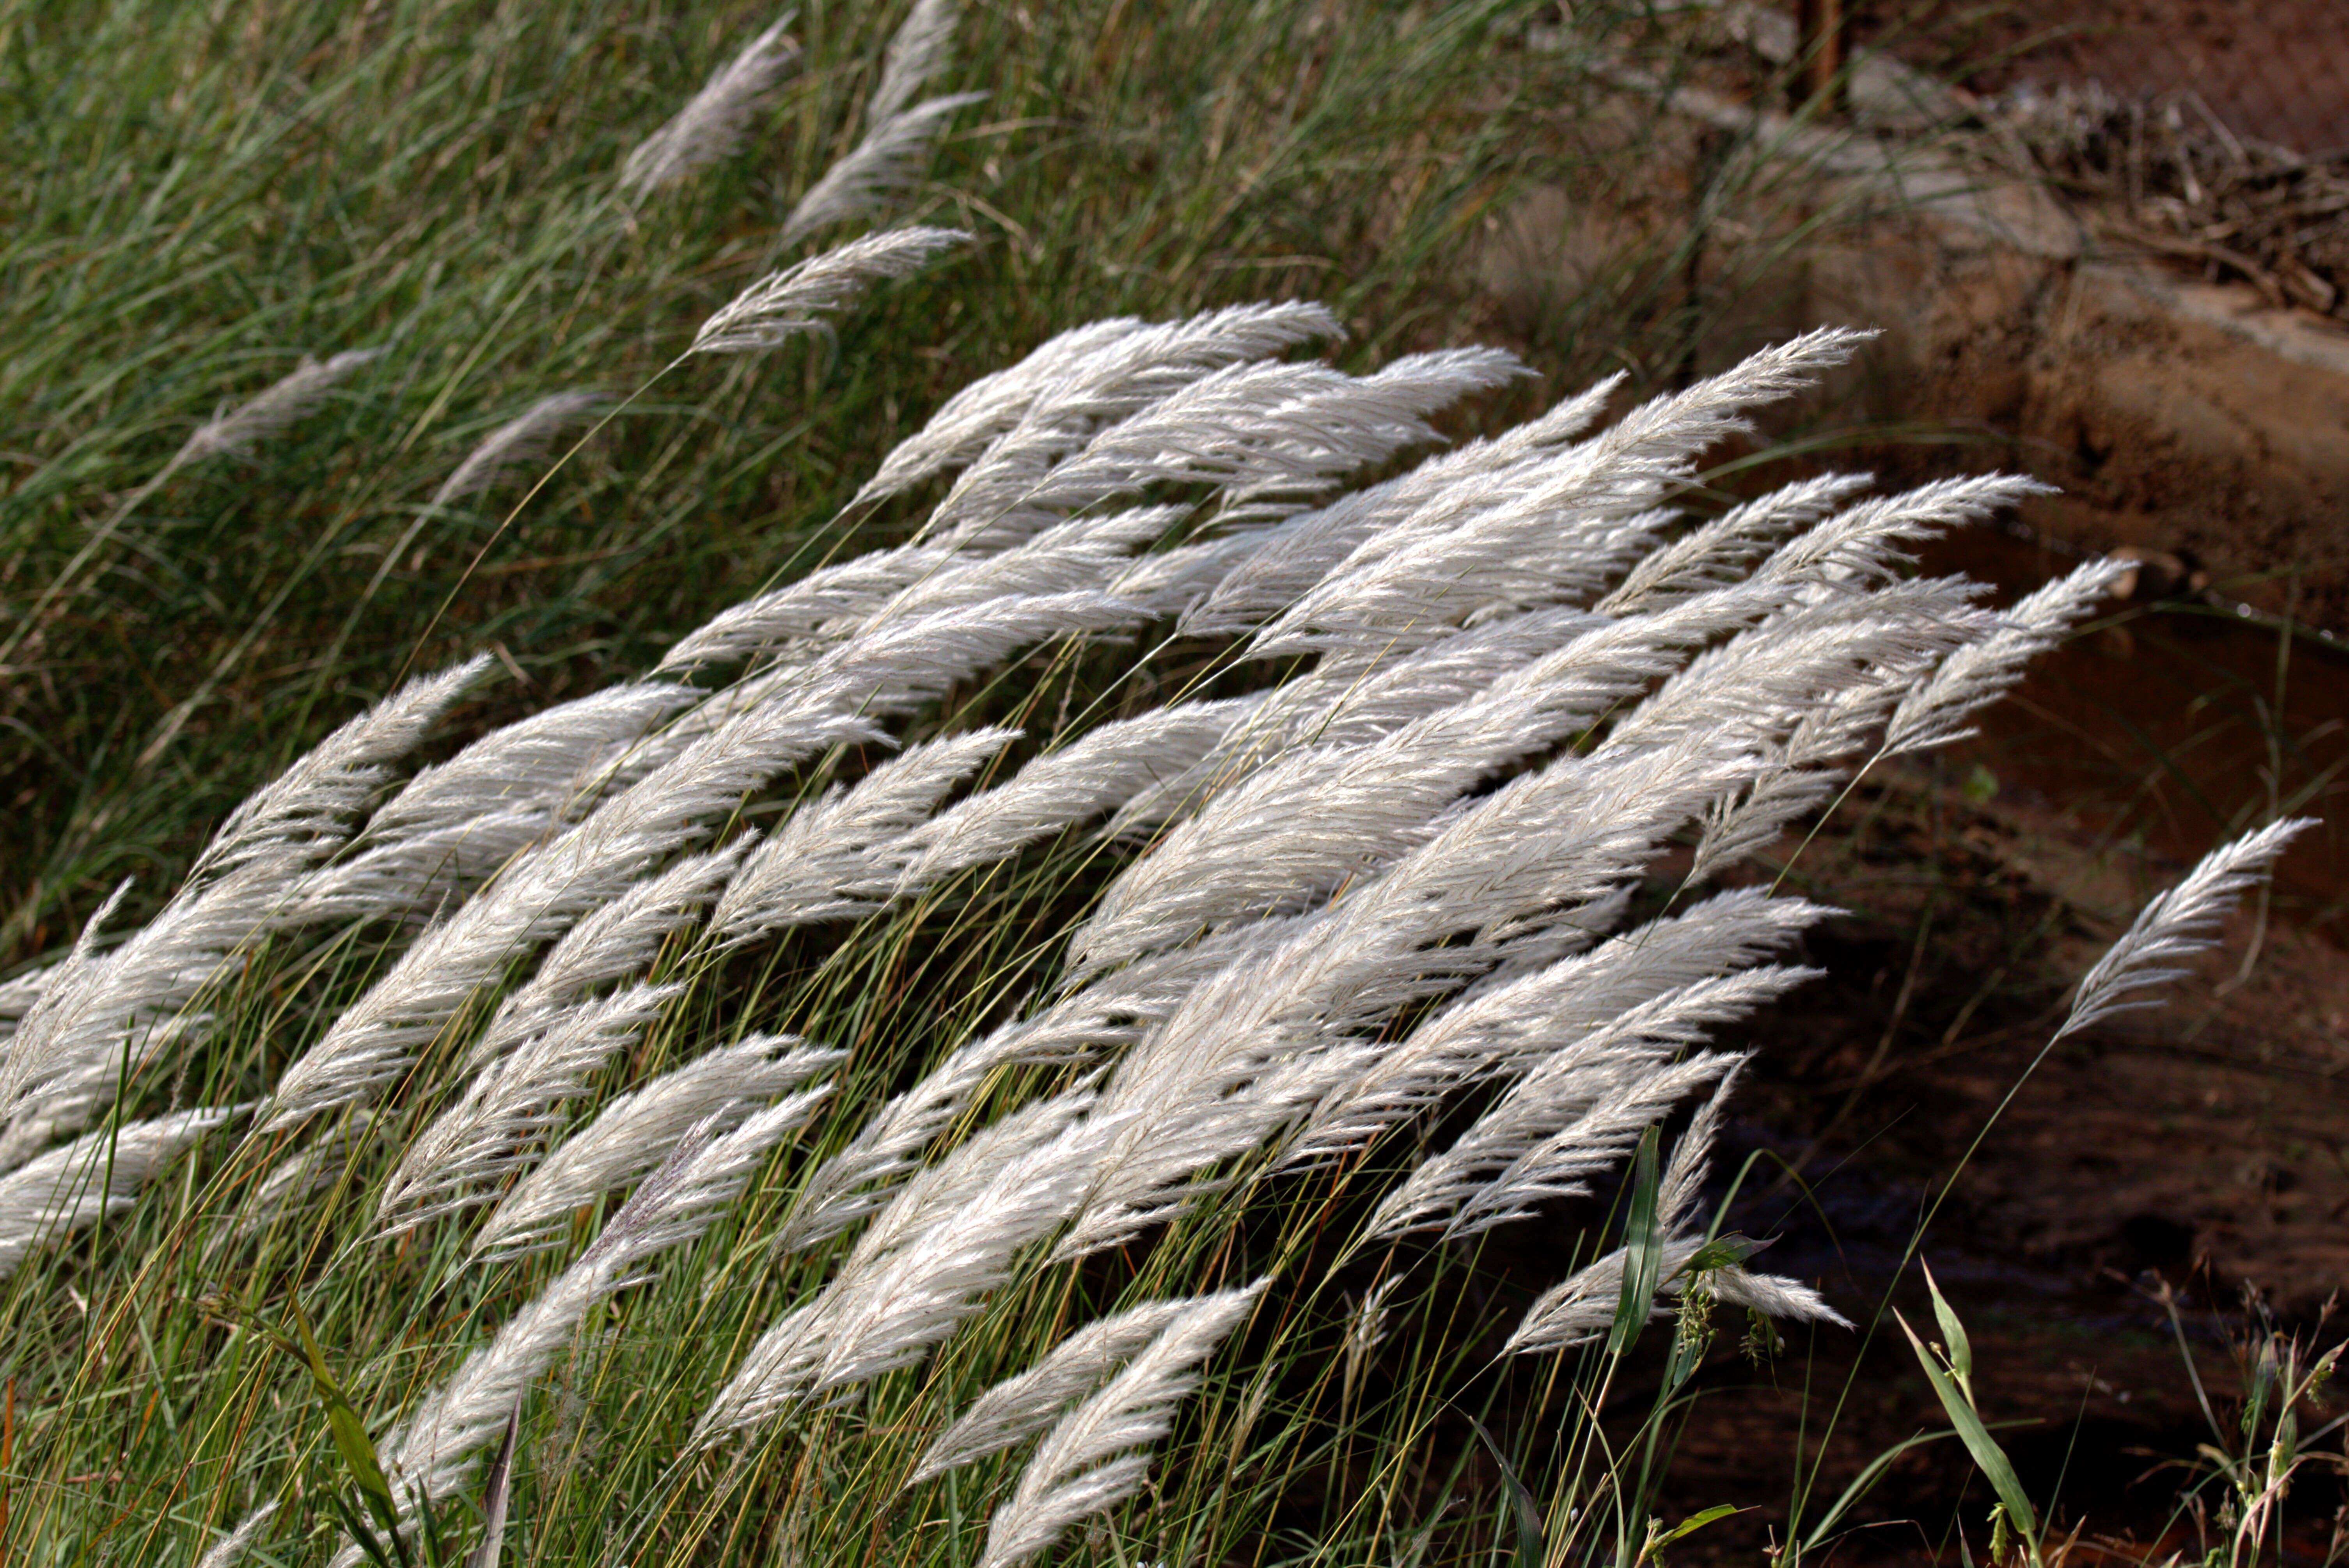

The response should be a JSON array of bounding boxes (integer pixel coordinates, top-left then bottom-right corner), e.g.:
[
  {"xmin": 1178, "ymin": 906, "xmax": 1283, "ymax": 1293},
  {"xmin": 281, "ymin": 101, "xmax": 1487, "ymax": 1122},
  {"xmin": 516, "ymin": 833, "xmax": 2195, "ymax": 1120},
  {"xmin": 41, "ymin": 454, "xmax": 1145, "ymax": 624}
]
[
  {"xmin": 1623, "ymin": 740, "xmax": 2349, "ymax": 1563},
  {"xmin": 1466, "ymin": 21, "xmax": 2349, "ymax": 1556},
  {"xmin": 1850, "ymin": 0, "xmax": 2349, "ymax": 156}
]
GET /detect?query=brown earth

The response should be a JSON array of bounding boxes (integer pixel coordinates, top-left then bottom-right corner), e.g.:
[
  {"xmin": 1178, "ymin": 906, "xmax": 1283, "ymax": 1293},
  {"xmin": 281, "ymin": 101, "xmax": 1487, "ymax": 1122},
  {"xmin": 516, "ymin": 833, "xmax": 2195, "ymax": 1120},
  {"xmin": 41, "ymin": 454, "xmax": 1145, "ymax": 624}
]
[
  {"xmin": 1468, "ymin": 60, "xmax": 2349, "ymax": 1556},
  {"xmin": 1633, "ymin": 747, "xmax": 2349, "ymax": 1563},
  {"xmin": 1849, "ymin": 0, "xmax": 2349, "ymax": 157},
  {"xmin": 1779, "ymin": 224, "xmax": 2349, "ymax": 644}
]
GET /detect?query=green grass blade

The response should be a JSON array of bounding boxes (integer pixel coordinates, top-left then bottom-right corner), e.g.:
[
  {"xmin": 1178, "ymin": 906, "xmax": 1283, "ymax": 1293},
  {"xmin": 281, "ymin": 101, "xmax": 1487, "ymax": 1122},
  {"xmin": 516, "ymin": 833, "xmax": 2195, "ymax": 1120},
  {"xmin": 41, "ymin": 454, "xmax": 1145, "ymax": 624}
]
[
  {"xmin": 1895, "ymin": 1307, "xmax": 2041, "ymax": 1567},
  {"xmin": 1607, "ymin": 1127, "xmax": 1666, "ymax": 1358}
]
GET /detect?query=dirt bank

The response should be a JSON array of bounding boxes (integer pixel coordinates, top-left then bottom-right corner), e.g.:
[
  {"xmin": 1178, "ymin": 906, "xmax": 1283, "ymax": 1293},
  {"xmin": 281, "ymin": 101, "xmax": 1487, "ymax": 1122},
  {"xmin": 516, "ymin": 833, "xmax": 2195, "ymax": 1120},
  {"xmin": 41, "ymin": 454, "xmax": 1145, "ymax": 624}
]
[{"xmin": 1472, "ymin": 60, "xmax": 2349, "ymax": 1557}]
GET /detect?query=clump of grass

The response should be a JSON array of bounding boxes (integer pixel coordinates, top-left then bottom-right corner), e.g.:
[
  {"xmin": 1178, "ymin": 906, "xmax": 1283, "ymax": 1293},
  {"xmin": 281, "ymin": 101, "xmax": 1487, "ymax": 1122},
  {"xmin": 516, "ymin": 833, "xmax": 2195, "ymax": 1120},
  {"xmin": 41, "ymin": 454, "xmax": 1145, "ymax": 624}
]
[
  {"xmin": 2, "ymin": 232, "xmax": 2301, "ymax": 1568},
  {"xmin": 0, "ymin": 0, "xmax": 1634, "ymax": 967},
  {"xmin": 0, "ymin": 6, "xmax": 2314, "ymax": 1568}
]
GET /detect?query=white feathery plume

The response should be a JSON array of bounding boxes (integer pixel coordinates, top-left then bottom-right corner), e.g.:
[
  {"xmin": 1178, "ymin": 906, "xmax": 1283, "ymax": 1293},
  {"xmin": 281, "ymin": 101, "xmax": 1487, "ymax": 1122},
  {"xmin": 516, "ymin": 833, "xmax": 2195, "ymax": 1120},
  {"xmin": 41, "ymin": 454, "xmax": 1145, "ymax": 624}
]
[
  {"xmin": 282, "ymin": 681, "xmax": 703, "ymax": 929},
  {"xmin": 191, "ymin": 1502, "xmax": 278, "ymax": 1568},
  {"xmin": 475, "ymin": 1036, "xmax": 839, "ymax": 1260},
  {"xmin": 853, "ymin": 320, "xmax": 1153, "ymax": 506},
  {"xmin": 430, "ymin": 392, "xmax": 607, "ymax": 508},
  {"xmin": 914, "ymin": 307, "xmax": 1357, "ymax": 528},
  {"xmin": 1601, "ymin": 578, "xmax": 1989, "ymax": 756},
  {"xmin": 1408, "ymin": 1050, "xmax": 1746, "ymax": 1242},
  {"xmin": 770, "ymin": 0, "xmax": 969, "ymax": 243},
  {"xmin": 0, "ymin": 880, "xmax": 133, "ymax": 1161},
  {"xmin": 0, "ymin": 1106, "xmax": 240, "ymax": 1279},
  {"xmin": 775, "ymin": 983, "xmax": 1160, "ymax": 1254},
  {"xmin": 1053, "ymin": 736, "xmax": 1767, "ymax": 1260},
  {"xmin": 630, "ymin": 590, "xmax": 1145, "ymax": 774},
  {"xmin": 1213, "ymin": 346, "xmax": 1527, "ymax": 526},
  {"xmin": 1339, "ymin": 1274, "xmax": 1402, "ymax": 1405},
  {"xmin": 649, "ymin": 546, "xmax": 1162, "ymax": 788},
  {"xmin": 1045, "ymin": 1091, "xmax": 1314, "ymax": 1268},
  {"xmin": 661, "ymin": 503, "xmax": 1186, "ymax": 679},
  {"xmin": 1746, "ymin": 472, "xmax": 2051, "ymax": 596},
  {"xmin": 214, "ymin": 1113, "xmax": 381, "ymax": 1251},
  {"xmin": 917, "ymin": 357, "xmax": 1379, "ymax": 551},
  {"xmin": 1098, "ymin": 733, "xmax": 1760, "ymax": 1115},
  {"xmin": 842, "ymin": 507, "xmax": 1183, "ymax": 638},
  {"xmin": 715, "ymin": 920, "xmax": 1295, "ymax": 1416},
  {"xmin": 1096, "ymin": 694, "xmax": 1276, "ymax": 839},
  {"xmin": 911, "ymin": 1296, "xmax": 1193, "ymax": 1484},
  {"xmin": 353, "ymin": 681, "xmax": 697, "ymax": 853},
  {"xmin": 1107, "ymin": 605, "xmax": 1615, "ymax": 839},
  {"xmin": 689, "ymin": 227, "xmax": 968, "ymax": 355},
  {"xmin": 1365, "ymin": 968, "xmax": 1808, "ymax": 1241},
  {"xmin": 1685, "ymin": 561, "xmax": 2115, "ymax": 879},
  {"xmin": 655, "ymin": 540, "xmax": 961, "ymax": 672},
  {"xmin": 350, "ymin": 1104, "xmax": 813, "ymax": 1559},
  {"xmin": 1183, "ymin": 372, "xmax": 1623, "ymax": 637},
  {"xmin": 2056, "ymin": 818, "xmax": 2313, "ymax": 1039},
  {"xmin": 887, "ymin": 706, "xmax": 1238, "ymax": 892},
  {"xmin": 1506, "ymin": 1068, "xmax": 1850, "ymax": 1354},
  {"xmin": 620, "ymin": 12, "xmax": 801, "ymax": 197},
  {"xmin": 1686, "ymin": 674, "xmax": 1908, "ymax": 882},
  {"xmin": 974, "ymin": 1283, "xmax": 1264, "ymax": 1568},
  {"xmin": 1250, "ymin": 603, "xmax": 1613, "ymax": 749},
  {"xmin": 1252, "ymin": 329, "xmax": 1870, "ymax": 654},
  {"xmin": 710, "ymin": 730, "xmax": 1017, "ymax": 944},
  {"xmin": 1506, "ymin": 1240, "xmax": 1709, "ymax": 1352},
  {"xmin": 0, "ymin": 964, "xmax": 50, "ymax": 1048},
  {"xmin": 1656, "ymin": 1057, "xmax": 1741, "ymax": 1229},
  {"xmin": 1702, "ymin": 1266, "xmax": 1850, "ymax": 1325},
  {"xmin": 1451, "ymin": 883, "xmax": 1639, "ymax": 1001},
  {"xmin": 3, "ymin": 876, "xmax": 255, "ymax": 1147},
  {"xmin": 857, "ymin": 303, "xmax": 1338, "ymax": 507},
  {"xmin": 772, "ymin": 934, "xmax": 1261, "ymax": 1254},
  {"xmin": 925, "ymin": 353, "xmax": 1504, "ymax": 555},
  {"xmin": 836, "ymin": 1092, "xmax": 1102, "ymax": 1279},
  {"xmin": 779, "ymin": 94, "xmax": 986, "ymax": 248},
  {"xmin": 1072, "ymin": 585, "xmax": 1787, "ymax": 974},
  {"xmin": 1246, "ymin": 474, "xmax": 1673, "ymax": 658},
  {"xmin": 0, "ymin": 661, "xmax": 488, "ymax": 1134},
  {"xmin": 193, "ymin": 656, "xmax": 493, "ymax": 884},
  {"xmin": 375, "ymin": 982, "xmax": 685, "ymax": 1231},
  {"xmin": 868, "ymin": 0, "xmax": 958, "ymax": 127},
  {"xmin": 162, "ymin": 348, "xmax": 387, "ymax": 477},
  {"xmin": 1105, "ymin": 529, "xmax": 1269, "ymax": 618},
  {"xmin": 1283, "ymin": 890, "xmax": 1831, "ymax": 1169},
  {"xmin": 1879, "ymin": 555, "xmax": 2128, "ymax": 757},
  {"xmin": 264, "ymin": 662, "xmax": 890, "ymax": 1128},
  {"xmin": 463, "ymin": 845, "xmax": 745, "ymax": 1074},
  {"xmin": 275, "ymin": 807, "xmax": 550, "ymax": 928},
  {"xmin": 0, "ymin": 1013, "xmax": 208, "ymax": 1178},
  {"xmin": 1596, "ymin": 473, "xmax": 1874, "ymax": 614},
  {"xmin": 696, "ymin": 1123, "xmax": 1101, "ymax": 1437}
]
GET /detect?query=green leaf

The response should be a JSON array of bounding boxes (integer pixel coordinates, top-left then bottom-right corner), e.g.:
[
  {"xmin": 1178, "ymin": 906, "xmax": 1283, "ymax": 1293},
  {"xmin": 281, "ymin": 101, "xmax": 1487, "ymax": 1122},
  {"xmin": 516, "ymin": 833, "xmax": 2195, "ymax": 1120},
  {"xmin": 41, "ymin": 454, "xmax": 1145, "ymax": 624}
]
[
  {"xmin": 1466, "ymin": 1416, "xmax": 1545, "ymax": 1568},
  {"xmin": 464, "ymin": 1396, "xmax": 522, "ymax": 1568},
  {"xmin": 1675, "ymin": 1232, "xmax": 1761, "ymax": 1279},
  {"xmin": 1799, "ymin": 1426, "xmax": 1964, "ymax": 1555},
  {"xmin": 1922, "ymin": 1260, "xmax": 1974, "ymax": 1403},
  {"xmin": 291, "ymin": 1304, "xmax": 405, "ymax": 1558},
  {"xmin": 1664, "ymin": 1316, "xmax": 1708, "ymax": 1394},
  {"xmin": 1896, "ymin": 1307, "xmax": 2040, "ymax": 1568},
  {"xmin": 1653, "ymin": 1503, "xmax": 1742, "ymax": 1547},
  {"xmin": 415, "ymin": 1480, "xmax": 445, "ymax": 1568},
  {"xmin": 325, "ymin": 1487, "xmax": 400, "ymax": 1568},
  {"xmin": 1607, "ymin": 1127, "xmax": 1665, "ymax": 1358}
]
